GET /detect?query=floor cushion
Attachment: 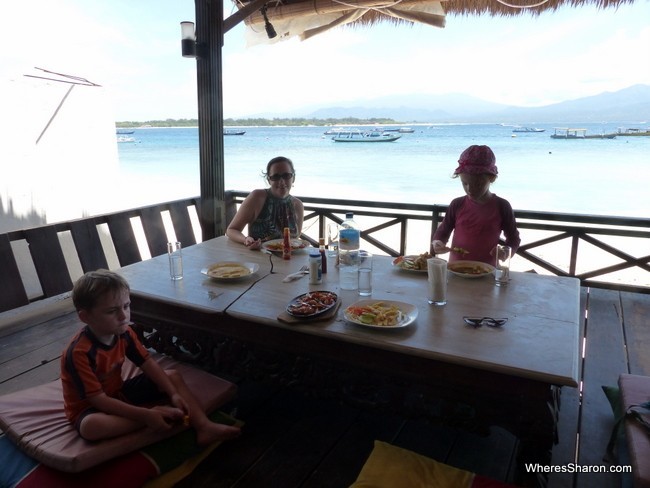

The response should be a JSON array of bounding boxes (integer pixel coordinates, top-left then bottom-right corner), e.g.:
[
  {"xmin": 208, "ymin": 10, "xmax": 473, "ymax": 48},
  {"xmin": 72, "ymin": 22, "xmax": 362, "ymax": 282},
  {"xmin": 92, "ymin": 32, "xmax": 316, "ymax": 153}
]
[
  {"xmin": 0, "ymin": 355, "xmax": 236, "ymax": 473},
  {"xmin": 619, "ymin": 374, "xmax": 650, "ymax": 488},
  {"xmin": 0, "ymin": 410, "xmax": 240, "ymax": 488},
  {"xmin": 351, "ymin": 440, "xmax": 516, "ymax": 488}
]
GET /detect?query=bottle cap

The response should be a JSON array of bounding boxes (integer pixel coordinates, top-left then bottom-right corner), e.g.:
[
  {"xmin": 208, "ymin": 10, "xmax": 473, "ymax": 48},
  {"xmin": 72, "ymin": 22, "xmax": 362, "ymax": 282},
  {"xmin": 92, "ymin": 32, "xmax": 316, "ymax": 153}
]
[{"xmin": 309, "ymin": 249, "xmax": 320, "ymax": 257}]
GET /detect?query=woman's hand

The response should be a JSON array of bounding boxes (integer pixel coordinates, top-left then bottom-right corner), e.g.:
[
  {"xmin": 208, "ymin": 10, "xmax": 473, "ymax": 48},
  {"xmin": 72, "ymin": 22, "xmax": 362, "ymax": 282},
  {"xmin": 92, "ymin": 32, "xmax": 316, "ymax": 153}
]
[
  {"xmin": 244, "ymin": 236, "xmax": 262, "ymax": 249},
  {"xmin": 432, "ymin": 240, "xmax": 450, "ymax": 255}
]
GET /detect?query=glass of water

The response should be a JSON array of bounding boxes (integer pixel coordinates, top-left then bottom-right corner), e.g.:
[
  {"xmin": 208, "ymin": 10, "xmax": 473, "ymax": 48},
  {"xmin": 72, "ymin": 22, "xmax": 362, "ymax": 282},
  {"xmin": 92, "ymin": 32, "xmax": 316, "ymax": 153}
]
[
  {"xmin": 327, "ymin": 223, "xmax": 339, "ymax": 258},
  {"xmin": 167, "ymin": 241, "xmax": 183, "ymax": 280},
  {"xmin": 358, "ymin": 251, "xmax": 372, "ymax": 296}
]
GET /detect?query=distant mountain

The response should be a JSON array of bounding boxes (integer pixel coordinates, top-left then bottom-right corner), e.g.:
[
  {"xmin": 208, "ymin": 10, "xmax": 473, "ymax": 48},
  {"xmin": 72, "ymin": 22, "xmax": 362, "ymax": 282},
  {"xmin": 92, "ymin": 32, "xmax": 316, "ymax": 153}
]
[
  {"xmin": 266, "ymin": 84, "xmax": 650, "ymax": 123},
  {"xmin": 493, "ymin": 85, "xmax": 650, "ymax": 123}
]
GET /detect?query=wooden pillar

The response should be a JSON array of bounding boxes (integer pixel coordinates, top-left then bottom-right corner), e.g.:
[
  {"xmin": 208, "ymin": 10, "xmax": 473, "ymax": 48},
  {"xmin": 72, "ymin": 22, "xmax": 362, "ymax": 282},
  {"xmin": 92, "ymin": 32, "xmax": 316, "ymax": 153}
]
[{"xmin": 195, "ymin": 0, "xmax": 225, "ymax": 240}]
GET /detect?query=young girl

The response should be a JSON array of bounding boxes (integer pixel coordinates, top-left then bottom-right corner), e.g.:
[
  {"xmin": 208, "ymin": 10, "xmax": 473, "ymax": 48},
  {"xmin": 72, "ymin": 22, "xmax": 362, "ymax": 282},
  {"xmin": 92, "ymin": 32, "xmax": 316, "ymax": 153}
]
[{"xmin": 432, "ymin": 145, "xmax": 520, "ymax": 265}]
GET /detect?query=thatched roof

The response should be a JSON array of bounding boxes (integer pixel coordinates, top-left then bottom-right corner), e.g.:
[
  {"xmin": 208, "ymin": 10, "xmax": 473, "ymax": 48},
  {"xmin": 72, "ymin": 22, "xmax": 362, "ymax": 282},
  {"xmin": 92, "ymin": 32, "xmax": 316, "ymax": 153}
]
[
  {"xmin": 229, "ymin": 0, "xmax": 635, "ymax": 45},
  {"xmin": 442, "ymin": 0, "xmax": 634, "ymax": 16},
  {"xmin": 232, "ymin": 0, "xmax": 635, "ymax": 22}
]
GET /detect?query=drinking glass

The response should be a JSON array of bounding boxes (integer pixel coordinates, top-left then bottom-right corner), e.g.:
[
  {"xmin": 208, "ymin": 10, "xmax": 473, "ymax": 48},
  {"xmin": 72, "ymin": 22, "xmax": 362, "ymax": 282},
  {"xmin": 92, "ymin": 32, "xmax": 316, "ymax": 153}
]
[
  {"xmin": 494, "ymin": 245, "xmax": 511, "ymax": 286},
  {"xmin": 327, "ymin": 224, "xmax": 339, "ymax": 258},
  {"xmin": 167, "ymin": 241, "xmax": 183, "ymax": 280},
  {"xmin": 358, "ymin": 251, "xmax": 372, "ymax": 296},
  {"xmin": 427, "ymin": 257, "xmax": 447, "ymax": 306}
]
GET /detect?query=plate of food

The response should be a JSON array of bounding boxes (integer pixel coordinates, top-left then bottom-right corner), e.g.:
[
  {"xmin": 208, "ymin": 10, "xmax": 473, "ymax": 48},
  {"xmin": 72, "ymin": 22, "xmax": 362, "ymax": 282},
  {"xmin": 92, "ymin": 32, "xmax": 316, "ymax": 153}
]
[
  {"xmin": 343, "ymin": 300, "xmax": 418, "ymax": 329},
  {"xmin": 447, "ymin": 260, "xmax": 495, "ymax": 278},
  {"xmin": 392, "ymin": 252, "xmax": 432, "ymax": 273},
  {"xmin": 262, "ymin": 238, "xmax": 310, "ymax": 254},
  {"xmin": 286, "ymin": 291, "xmax": 338, "ymax": 318},
  {"xmin": 201, "ymin": 262, "xmax": 259, "ymax": 280}
]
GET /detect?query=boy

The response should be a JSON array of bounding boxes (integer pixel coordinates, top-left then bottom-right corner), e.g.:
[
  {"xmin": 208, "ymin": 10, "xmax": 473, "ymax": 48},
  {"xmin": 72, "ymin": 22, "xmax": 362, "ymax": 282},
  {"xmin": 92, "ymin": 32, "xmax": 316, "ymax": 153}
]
[{"xmin": 61, "ymin": 269, "xmax": 240, "ymax": 443}]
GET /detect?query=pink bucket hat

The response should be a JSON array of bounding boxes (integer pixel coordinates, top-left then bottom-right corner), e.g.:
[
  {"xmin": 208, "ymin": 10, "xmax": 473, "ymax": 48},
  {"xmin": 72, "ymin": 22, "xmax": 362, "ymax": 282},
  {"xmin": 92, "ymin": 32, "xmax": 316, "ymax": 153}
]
[{"xmin": 454, "ymin": 145, "xmax": 498, "ymax": 176}]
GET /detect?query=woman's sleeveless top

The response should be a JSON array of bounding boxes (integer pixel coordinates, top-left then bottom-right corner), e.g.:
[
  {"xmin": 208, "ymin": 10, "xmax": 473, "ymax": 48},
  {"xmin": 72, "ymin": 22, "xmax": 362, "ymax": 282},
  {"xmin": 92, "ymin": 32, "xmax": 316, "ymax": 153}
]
[{"xmin": 248, "ymin": 190, "xmax": 299, "ymax": 240}]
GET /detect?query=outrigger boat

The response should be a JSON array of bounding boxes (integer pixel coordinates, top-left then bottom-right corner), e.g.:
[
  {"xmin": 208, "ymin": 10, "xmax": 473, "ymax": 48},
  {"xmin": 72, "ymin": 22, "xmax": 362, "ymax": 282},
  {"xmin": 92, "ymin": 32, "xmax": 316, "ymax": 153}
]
[
  {"xmin": 551, "ymin": 128, "xmax": 616, "ymax": 139},
  {"xmin": 332, "ymin": 129, "xmax": 401, "ymax": 142}
]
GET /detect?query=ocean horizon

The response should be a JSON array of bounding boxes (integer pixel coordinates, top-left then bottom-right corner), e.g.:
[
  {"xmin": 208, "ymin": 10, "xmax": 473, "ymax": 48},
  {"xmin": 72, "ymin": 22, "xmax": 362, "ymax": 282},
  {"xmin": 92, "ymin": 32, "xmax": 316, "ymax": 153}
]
[
  {"xmin": 2, "ymin": 121, "xmax": 648, "ymax": 233},
  {"xmin": 116, "ymin": 122, "xmax": 649, "ymax": 219}
]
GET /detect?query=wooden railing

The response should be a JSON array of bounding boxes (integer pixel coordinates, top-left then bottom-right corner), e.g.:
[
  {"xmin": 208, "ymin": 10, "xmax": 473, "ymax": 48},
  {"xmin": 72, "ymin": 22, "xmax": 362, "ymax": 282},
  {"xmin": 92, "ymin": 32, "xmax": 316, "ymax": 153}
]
[
  {"xmin": 0, "ymin": 197, "xmax": 201, "ymax": 312},
  {"xmin": 2, "ymin": 192, "xmax": 647, "ymax": 314},
  {"xmin": 227, "ymin": 191, "xmax": 650, "ymax": 294}
]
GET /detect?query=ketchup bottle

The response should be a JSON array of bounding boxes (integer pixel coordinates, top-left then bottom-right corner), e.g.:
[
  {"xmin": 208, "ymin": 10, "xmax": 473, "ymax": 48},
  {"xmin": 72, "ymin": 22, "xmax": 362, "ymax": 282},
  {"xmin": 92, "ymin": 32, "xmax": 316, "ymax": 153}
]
[
  {"xmin": 282, "ymin": 227, "xmax": 291, "ymax": 260},
  {"xmin": 319, "ymin": 238, "xmax": 328, "ymax": 273}
]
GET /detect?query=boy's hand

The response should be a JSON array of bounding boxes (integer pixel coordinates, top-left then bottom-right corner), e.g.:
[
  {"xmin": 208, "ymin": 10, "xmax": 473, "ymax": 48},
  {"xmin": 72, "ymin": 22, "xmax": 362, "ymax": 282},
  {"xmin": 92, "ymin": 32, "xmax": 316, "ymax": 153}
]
[
  {"xmin": 146, "ymin": 405, "xmax": 184, "ymax": 431},
  {"xmin": 170, "ymin": 393, "xmax": 189, "ymax": 415},
  {"xmin": 432, "ymin": 240, "xmax": 450, "ymax": 255}
]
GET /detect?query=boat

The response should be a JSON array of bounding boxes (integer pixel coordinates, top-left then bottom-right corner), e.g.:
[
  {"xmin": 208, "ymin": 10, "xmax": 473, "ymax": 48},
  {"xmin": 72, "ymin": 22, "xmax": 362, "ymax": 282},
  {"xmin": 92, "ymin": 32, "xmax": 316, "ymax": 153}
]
[
  {"xmin": 512, "ymin": 127, "xmax": 545, "ymax": 133},
  {"xmin": 550, "ymin": 128, "xmax": 617, "ymax": 139},
  {"xmin": 117, "ymin": 135, "xmax": 136, "ymax": 143},
  {"xmin": 116, "ymin": 129, "xmax": 135, "ymax": 135},
  {"xmin": 332, "ymin": 130, "xmax": 401, "ymax": 142},
  {"xmin": 224, "ymin": 129, "xmax": 245, "ymax": 135},
  {"xmin": 323, "ymin": 127, "xmax": 347, "ymax": 135},
  {"xmin": 383, "ymin": 127, "xmax": 415, "ymax": 133},
  {"xmin": 616, "ymin": 128, "xmax": 650, "ymax": 136}
]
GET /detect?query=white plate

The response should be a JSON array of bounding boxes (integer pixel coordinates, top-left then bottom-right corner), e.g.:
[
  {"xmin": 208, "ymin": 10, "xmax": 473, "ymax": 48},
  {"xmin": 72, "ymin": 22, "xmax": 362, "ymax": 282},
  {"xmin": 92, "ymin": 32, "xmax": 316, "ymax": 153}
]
[
  {"xmin": 391, "ymin": 255, "xmax": 429, "ymax": 273},
  {"xmin": 261, "ymin": 238, "xmax": 310, "ymax": 254},
  {"xmin": 447, "ymin": 260, "xmax": 495, "ymax": 278},
  {"xmin": 201, "ymin": 262, "xmax": 259, "ymax": 280},
  {"xmin": 343, "ymin": 300, "xmax": 418, "ymax": 329}
]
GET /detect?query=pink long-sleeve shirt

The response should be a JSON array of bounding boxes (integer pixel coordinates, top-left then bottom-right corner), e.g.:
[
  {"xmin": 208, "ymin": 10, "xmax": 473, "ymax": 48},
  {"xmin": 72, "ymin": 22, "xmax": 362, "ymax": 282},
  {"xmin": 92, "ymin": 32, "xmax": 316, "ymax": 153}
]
[{"xmin": 433, "ymin": 194, "xmax": 521, "ymax": 265}]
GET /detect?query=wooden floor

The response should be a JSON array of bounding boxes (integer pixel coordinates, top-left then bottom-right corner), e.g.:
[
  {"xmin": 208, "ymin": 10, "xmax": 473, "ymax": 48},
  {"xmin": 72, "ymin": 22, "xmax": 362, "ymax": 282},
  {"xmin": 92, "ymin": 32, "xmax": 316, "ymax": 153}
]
[{"xmin": 1, "ymin": 287, "xmax": 648, "ymax": 487}]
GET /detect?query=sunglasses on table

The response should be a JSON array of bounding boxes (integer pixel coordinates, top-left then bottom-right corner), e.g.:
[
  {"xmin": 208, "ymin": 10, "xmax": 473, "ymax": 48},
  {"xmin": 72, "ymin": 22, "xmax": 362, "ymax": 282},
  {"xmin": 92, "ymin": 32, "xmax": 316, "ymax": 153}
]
[
  {"xmin": 463, "ymin": 316, "xmax": 508, "ymax": 328},
  {"xmin": 268, "ymin": 173, "xmax": 294, "ymax": 181}
]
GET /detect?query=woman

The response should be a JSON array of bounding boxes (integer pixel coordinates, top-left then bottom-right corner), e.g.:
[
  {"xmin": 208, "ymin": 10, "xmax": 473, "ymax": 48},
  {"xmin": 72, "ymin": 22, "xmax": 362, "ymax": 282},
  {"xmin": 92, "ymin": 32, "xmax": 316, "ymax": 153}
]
[{"xmin": 226, "ymin": 156, "xmax": 304, "ymax": 250}]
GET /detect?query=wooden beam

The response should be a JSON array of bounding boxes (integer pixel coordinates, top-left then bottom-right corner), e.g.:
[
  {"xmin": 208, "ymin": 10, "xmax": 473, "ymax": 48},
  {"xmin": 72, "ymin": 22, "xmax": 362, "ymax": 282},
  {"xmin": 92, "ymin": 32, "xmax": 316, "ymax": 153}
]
[{"xmin": 223, "ymin": 0, "xmax": 268, "ymax": 33}]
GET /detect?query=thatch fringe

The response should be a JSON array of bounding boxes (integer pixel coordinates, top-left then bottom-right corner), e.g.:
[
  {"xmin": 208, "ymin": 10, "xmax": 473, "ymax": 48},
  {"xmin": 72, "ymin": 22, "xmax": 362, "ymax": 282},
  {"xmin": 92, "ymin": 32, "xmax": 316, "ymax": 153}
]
[{"xmin": 238, "ymin": 0, "xmax": 635, "ymax": 27}]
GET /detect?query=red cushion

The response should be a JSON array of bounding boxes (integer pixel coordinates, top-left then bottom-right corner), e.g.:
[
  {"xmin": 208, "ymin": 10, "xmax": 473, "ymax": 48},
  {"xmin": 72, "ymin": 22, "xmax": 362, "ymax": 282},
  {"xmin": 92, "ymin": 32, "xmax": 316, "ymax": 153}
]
[{"xmin": 0, "ymin": 355, "xmax": 236, "ymax": 473}]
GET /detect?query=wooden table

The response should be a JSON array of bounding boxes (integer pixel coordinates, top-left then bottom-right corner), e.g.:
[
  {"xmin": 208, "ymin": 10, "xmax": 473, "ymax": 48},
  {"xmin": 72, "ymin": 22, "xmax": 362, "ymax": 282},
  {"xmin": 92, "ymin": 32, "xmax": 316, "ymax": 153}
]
[{"xmin": 120, "ymin": 236, "xmax": 580, "ymax": 478}]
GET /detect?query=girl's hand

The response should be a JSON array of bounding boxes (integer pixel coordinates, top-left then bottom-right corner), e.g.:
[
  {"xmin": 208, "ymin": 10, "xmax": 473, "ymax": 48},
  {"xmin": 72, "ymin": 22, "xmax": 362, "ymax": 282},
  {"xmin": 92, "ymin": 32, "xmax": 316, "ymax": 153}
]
[
  {"xmin": 432, "ymin": 240, "xmax": 450, "ymax": 255},
  {"xmin": 493, "ymin": 245, "xmax": 510, "ymax": 262}
]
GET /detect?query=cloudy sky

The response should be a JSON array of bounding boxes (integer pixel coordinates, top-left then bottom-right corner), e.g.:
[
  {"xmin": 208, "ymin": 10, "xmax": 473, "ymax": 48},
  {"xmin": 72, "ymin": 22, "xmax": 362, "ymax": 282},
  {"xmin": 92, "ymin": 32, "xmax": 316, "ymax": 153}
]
[{"xmin": 2, "ymin": 0, "xmax": 649, "ymax": 121}]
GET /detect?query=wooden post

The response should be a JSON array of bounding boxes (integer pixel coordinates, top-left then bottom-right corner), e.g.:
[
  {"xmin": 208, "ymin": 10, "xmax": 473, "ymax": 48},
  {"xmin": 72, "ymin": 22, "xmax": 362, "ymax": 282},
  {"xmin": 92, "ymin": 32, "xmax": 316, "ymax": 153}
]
[{"xmin": 195, "ymin": 0, "xmax": 225, "ymax": 240}]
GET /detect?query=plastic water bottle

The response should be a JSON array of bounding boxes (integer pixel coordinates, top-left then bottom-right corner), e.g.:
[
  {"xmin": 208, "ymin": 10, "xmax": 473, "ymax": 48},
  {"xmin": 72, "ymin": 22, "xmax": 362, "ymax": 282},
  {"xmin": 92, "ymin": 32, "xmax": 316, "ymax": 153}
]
[
  {"xmin": 339, "ymin": 212, "xmax": 360, "ymax": 290},
  {"xmin": 309, "ymin": 249, "xmax": 322, "ymax": 285}
]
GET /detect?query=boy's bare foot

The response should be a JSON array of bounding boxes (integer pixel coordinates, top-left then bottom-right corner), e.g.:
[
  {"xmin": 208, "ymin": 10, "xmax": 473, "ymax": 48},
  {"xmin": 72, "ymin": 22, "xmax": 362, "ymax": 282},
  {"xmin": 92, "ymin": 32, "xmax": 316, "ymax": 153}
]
[{"xmin": 195, "ymin": 421, "xmax": 241, "ymax": 446}]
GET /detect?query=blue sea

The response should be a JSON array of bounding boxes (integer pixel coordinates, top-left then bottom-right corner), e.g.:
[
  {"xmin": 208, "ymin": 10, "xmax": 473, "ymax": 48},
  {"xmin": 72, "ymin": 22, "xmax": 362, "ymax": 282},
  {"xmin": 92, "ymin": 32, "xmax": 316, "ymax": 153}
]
[{"xmin": 117, "ymin": 123, "xmax": 650, "ymax": 219}]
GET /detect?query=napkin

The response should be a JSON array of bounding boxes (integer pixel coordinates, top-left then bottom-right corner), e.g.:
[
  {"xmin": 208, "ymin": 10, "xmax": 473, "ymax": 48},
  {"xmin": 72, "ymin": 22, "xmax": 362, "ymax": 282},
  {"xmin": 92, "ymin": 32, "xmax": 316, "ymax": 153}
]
[{"xmin": 282, "ymin": 270, "xmax": 309, "ymax": 282}]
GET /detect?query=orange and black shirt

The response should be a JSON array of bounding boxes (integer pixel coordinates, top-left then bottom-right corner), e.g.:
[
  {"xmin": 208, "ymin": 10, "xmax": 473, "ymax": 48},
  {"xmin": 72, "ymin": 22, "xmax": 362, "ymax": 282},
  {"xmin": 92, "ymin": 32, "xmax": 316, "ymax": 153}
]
[{"xmin": 60, "ymin": 325, "xmax": 150, "ymax": 423}]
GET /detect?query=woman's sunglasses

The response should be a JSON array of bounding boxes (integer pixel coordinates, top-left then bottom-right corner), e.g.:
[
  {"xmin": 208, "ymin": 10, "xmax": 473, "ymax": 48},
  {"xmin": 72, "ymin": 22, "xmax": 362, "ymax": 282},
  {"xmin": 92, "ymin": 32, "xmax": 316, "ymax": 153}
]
[
  {"xmin": 268, "ymin": 172, "xmax": 294, "ymax": 181},
  {"xmin": 463, "ymin": 316, "xmax": 508, "ymax": 328}
]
